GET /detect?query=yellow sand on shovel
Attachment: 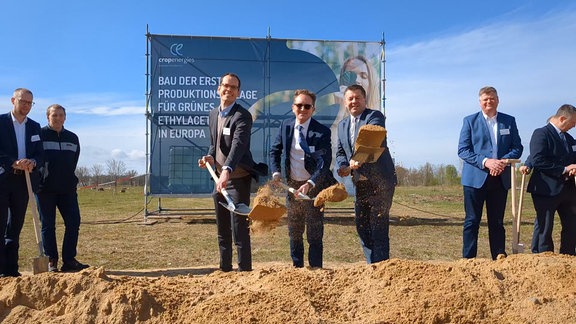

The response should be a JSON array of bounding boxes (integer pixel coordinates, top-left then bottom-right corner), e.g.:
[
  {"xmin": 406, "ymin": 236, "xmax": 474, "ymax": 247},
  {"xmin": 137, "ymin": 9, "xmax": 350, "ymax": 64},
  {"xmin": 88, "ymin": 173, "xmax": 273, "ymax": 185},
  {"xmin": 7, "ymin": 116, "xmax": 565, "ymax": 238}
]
[
  {"xmin": 250, "ymin": 185, "xmax": 286, "ymax": 222},
  {"xmin": 352, "ymin": 124, "xmax": 387, "ymax": 164},
  {"xmin": 314, "ymin": 183, "xmax": 348, "ymax": 207},
  {"xmin": 25, "ymin": 171, "xmax": 49, "ymax": 274},
  {"xmin": 204, "ymin": 162, "xmax": 286, "ymax": 224}
]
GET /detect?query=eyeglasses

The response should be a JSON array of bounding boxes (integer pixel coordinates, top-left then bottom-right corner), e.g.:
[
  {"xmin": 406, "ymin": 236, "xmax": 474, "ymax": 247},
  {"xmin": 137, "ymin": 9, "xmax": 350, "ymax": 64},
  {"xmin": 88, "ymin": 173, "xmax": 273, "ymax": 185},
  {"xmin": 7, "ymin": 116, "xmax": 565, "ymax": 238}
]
[
  {"xmin": 17, "ymin": 98, "xmax": 35, "ymax": 106},
  {"xmin": 220, "ymin": 83, "xmax": 239, "ymax": 90},
  {"xmin": 293, "ymin": 103, "xmax": 313, "ymax": 110}
]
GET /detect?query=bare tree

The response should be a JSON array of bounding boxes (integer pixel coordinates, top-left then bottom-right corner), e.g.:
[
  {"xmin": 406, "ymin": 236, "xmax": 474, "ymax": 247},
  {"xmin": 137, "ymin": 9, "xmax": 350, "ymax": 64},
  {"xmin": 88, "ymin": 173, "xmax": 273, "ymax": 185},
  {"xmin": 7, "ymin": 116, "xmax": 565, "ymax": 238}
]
[
  {"xmin": 91, "ymin": 164, "xmax": 104, "ymax": 187},
  {"xmin": 75, "ymin": 166, "xmax": 90, "ymax": 187},
  {"xmin": 106, "ymin": 159, "xmax": 127, "ymax": 192},
  {"xmin": 125, "ymin": 169, "xmax": 139, "ymax": 186}
]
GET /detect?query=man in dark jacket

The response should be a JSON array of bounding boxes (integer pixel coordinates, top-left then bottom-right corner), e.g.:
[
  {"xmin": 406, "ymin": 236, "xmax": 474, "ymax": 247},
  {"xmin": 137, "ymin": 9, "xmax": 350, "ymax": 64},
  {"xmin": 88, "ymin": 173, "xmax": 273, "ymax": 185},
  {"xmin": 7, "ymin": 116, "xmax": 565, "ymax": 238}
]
[
  {"xmin": 198, "ymin": 73, "xmax": 266, "ymax": 272},
  {"xmin": 526, "ymin": 104, "xmax": 576, "ymax": 255},
  {"xmin": 270, "ymin": 89, "xmax": 337, "ymax": 268},
  {"xmin": 37, "ymin": 104, "xmax": 89, "ymax": 272},
  {"xmin": 0, "ymin": 88, "xmax": 44, "ymax": 277}
]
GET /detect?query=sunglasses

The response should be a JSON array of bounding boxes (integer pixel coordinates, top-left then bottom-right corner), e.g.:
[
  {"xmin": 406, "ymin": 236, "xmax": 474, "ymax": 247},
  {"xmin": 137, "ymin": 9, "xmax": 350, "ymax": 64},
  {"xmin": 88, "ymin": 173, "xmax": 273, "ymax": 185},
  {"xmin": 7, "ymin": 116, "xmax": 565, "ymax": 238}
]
[{"xmin": 293, "ymin": 103, "xmax": 313, "ymax": 110}]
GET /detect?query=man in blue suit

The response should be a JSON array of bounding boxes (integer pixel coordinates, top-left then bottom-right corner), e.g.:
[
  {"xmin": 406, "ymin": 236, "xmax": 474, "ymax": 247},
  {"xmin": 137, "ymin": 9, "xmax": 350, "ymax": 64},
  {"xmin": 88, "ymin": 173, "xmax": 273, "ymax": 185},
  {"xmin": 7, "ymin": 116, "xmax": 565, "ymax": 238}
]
[
  {"xmin": 526, "ymin": 104, "xmax": 576, "ymax": 255},
  {"xmin": 0, "ymin": 88, "xmax": 44, "ymax": 277},
  {"xmin": 270, "ymin": 89, "xmax": 336, "ymax": 268},
  {"xmin": 336, "ymin": 84, "xmax": 397, "ymax": 264},
  {"xmin": 458, "ymin": 86, "xmax": 523, "ymax": 260}
]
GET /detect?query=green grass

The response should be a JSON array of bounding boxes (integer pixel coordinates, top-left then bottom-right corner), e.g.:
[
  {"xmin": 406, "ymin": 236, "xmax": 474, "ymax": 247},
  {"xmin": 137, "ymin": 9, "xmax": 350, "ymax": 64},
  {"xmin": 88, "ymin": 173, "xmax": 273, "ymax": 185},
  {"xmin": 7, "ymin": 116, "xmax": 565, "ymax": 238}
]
[{"xmin": 17, "ymin": 185, "xmax": 551, "ymax": 271}]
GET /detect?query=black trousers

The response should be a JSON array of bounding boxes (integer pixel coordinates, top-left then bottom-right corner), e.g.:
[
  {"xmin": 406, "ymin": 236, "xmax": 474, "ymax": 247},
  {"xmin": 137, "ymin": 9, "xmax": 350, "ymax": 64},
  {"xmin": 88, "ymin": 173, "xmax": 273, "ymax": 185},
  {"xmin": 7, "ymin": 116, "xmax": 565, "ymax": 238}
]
[
  {"xmin": 212, "ymin": 175, "xmax": 252, "ymax": 271},
  {"xmin": 0, "ymin": 173, "xmax": 29, "ymax": 275},
  {"xmin": 531, "ymin": 181, "xmax": 576, "ymax": 255}
]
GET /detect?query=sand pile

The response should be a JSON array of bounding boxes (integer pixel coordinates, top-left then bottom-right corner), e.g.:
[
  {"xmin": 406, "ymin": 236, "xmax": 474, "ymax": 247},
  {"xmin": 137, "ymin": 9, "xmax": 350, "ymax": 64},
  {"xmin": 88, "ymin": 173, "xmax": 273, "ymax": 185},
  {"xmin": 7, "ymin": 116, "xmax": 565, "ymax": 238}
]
[
  {"xmin": 0, "ymin": 253, "xmax": 574, "ymax": 323},
  {"xmin": 314, "ymin": 182, "xmax": 348, "ymax": 207}
]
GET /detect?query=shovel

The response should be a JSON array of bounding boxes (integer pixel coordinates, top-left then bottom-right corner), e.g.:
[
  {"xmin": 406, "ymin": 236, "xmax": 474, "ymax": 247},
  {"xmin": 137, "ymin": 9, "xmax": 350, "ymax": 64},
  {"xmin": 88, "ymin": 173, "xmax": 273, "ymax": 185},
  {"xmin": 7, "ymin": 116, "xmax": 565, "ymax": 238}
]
[
  {"xmin": 25, "ymin": 171, "xmax": 49, "ymax": 274},
  {"xmin": 205, "ymin": 162, "xmax": 251, "ymax": 216},
  {"xmin": 507, "ymin": 159, "xmax": 525, "ymax": 254},
  {"xmin": 276, "ymin": 181, "xmax": 313, "ymax": 200}
]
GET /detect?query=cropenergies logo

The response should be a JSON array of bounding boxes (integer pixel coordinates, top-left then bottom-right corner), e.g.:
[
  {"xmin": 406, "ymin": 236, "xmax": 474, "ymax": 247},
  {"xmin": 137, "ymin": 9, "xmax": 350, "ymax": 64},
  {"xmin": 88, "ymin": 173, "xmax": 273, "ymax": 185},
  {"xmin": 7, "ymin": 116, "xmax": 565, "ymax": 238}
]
[
  {"xmin": 158, "ymin": 43, "xmax": 195, "ymax": 65},
  {"xmin": 170, "ymin": 43, "xmax": 183, "ymax": 56}
]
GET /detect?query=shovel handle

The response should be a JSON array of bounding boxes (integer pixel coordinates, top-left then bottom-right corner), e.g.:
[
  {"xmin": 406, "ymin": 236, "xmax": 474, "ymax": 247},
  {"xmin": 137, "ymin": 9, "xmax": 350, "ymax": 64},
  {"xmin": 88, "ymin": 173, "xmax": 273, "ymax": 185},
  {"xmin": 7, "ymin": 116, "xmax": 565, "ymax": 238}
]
[
  {"xmin": 25, "ymin": 171, "xmax": 45, "ymax": 256},
  {"xmin": 205, "ymin": 162, "xmax": 236, "ymax": 209},
  {"xmin": 277, "ymin": 181, "xmax": 311, "ymax": 200},
  {"xmin": 505, "ymin": 159, "xmax": 521, "ymax": 164}
]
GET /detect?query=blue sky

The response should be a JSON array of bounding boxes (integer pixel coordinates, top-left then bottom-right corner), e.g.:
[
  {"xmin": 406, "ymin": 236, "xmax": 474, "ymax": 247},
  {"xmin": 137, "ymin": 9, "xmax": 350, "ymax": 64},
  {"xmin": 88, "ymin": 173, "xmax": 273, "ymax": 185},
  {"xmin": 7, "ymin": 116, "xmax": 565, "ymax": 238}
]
[{"xmin": 1, "ymin": 1, "xmax": 575, "ymax": 174}]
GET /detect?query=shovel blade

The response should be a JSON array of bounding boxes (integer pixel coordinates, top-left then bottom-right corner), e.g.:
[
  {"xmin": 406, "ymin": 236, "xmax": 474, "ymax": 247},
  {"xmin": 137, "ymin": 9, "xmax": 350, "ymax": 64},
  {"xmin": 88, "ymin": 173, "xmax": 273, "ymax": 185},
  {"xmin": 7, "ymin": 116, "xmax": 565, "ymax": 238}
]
[
  {"xmin": 248, "ymin": 204, "xmax": 287, "ymax": 222},
  {"xmin": 234, "ymin": 203, "xmax": 252, "ymax": 215},
  {"xmin": 512, "ymin": 243, "xmax": 525, "ymax": 254},
  {"xmin": 33, "ymin": 255, "xmax": 50, "ymax": 274},
  {"xmin": 218, "ymin": 202, "xmax": 251, "ymax": 216}
]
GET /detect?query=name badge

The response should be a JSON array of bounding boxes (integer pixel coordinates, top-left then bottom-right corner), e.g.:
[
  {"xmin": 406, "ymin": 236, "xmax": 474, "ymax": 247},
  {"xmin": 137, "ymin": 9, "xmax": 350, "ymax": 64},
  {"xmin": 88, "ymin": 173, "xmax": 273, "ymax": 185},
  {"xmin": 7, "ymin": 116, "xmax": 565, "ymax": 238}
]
[
  {"xmin": 222, "ymin": 127, "xmax": 231, "ymax": 136},
  {"xmin": 572, "ymin": 145, "xmax": 576, "ymax": 152},
  {"xmin": 31, "ymin": 135, "xmax": 41, "ymax": 142},
  {"xmin": 309, "ymin": 146, "xmax": 315, "ymax": 153},
  {"xmin": 500, "ymin": 129, "xmax": 510, "ymax": 135}
]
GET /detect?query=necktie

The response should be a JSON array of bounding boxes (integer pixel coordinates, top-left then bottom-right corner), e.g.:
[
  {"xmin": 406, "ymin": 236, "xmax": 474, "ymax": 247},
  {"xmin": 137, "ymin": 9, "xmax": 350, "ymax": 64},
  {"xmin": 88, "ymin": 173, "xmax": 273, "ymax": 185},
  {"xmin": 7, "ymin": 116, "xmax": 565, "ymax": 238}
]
[
  {"xmin": 560, "ymin": 132, "xmax": 570, "ymax": 153},
  {"xmin": 297, "ymin": 125, "xmax": 310, "ymax": 154},
  {"xmin": 350, "ymin": 117, "xmax": 358, "ymax": 147}
]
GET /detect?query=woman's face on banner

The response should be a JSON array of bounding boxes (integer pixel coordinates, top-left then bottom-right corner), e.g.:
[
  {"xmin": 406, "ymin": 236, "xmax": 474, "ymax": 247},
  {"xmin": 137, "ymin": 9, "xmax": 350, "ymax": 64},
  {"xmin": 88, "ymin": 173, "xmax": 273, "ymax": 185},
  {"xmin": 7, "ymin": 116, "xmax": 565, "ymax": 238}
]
[{"xmin": 345, "ymin": 59, "xmax": 370, "ymax": 91}]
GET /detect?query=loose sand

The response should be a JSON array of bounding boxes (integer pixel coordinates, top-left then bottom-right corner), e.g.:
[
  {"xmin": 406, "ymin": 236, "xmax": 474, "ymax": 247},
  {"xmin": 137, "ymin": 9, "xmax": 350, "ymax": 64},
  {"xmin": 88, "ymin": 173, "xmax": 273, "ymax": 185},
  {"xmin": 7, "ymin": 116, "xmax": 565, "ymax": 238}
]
[{"xmin": 1, "ymin": 253, "xmax": 574, "ymax": 323}]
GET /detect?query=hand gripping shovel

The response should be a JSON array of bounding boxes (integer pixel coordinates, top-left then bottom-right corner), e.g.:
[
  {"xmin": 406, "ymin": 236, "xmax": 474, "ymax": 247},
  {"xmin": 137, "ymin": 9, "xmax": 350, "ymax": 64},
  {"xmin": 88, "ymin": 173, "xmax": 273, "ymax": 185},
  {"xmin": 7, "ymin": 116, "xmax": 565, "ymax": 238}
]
[
  {"xmin": 506, "ymin": 159, "xmax": 525, "ymax": 254},
  {"xmin": 205, "ymin": 162, "xmax": 251, "ymax": 216},
  {"xmin": 25, "ymin": 171, "xmax": 49, "ymax": 274},
  {"xmin": 276, "ymin": 182, "xmax": 313, "ymax": 201}
]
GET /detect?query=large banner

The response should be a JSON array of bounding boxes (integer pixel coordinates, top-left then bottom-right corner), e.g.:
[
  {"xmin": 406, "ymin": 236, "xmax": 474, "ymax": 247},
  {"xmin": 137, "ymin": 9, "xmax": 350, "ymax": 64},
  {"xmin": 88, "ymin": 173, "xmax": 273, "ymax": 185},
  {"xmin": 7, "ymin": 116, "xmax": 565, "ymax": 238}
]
[{"xmin": 148, "ymin": 34, "xmax": 382, "ymax": 195}]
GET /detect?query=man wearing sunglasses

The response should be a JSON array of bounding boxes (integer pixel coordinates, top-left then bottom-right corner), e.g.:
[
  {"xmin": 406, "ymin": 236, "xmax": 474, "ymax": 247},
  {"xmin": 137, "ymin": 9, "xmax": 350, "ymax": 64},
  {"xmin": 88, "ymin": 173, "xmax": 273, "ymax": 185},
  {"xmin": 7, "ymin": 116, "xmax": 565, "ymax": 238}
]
[
  {"xmin": 0, "ymin": 88, "xmax": 44, "ymax": 277},
  {"xmin": 336, "ymin": 84, "xmax": 397, "ymax": 264},
  {"xmin": 270, "ymin": 89, "xmax": 336, "ymax": 268}
]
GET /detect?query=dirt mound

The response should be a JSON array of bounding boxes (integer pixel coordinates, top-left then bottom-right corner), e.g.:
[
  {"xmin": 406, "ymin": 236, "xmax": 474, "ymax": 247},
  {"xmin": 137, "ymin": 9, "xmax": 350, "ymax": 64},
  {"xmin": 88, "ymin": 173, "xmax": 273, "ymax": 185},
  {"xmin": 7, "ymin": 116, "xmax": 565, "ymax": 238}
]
[{"xmin": 1, "ymin": 253, "xmax": 575, "ymax": 323}]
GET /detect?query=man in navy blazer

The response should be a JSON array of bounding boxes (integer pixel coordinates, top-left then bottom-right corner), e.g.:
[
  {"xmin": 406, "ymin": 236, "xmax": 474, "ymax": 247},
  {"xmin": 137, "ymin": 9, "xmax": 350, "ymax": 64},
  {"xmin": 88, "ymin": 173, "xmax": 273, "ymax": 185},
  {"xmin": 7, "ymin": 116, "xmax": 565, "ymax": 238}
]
[
  {"xmin": 526, "ymin": 104, "xmax": 576, "ymax": 255},
  {"xmin": 0, "ymin": 88, "xmax": 44, "ymax": 277},
  {"xmin": 336, "ymin": 84, "xmax": 397, "ymax": 264},
  {"xmin": 198, "ymin": 73, "xmax": 266, "ymax": 272},
  {"xmin": 458, "ymin": 86, "xmax": 523, "ymax": 260},
  {"xmin": 270, "ymin": 89, "xmax": 337, "ymax": 268}
]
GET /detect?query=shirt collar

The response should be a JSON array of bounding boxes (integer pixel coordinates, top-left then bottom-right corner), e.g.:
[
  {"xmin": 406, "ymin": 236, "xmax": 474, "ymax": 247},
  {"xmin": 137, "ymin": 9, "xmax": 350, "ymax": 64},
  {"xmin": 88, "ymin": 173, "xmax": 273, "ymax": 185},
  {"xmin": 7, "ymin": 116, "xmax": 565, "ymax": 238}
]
[
  {"xmin": 550, "ymin": 122, "xmax": 562, "ymax": 135},
  {"xmin": 10, "ymin": 111, "xmax": 27, "ymax": 124},
  {"xmin": 295, "ymin": 118, "xmax": 312, "ymax": 131},
  {"xmin": 482, "ymin": 112, "xmax": 498, "ymax": 122},
  {"xmin": 219, "ymin": 102, "xmax": 235, "ymax": 118}
]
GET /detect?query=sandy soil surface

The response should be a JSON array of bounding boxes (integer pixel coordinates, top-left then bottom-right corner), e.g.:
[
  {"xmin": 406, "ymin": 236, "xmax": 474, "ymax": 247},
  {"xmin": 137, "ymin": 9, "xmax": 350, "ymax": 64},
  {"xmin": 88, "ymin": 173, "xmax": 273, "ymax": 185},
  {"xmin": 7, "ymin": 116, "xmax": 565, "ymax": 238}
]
[{"xmin": 0, "ymin": 253, "xmax": 574, "ymax": 323}]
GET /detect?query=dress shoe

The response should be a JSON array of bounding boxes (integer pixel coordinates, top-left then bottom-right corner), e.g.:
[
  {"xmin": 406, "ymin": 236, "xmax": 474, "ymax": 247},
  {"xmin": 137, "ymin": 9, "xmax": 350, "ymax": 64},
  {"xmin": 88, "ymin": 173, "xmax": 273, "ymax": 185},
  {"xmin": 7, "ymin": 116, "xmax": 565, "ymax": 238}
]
[
  {"xmin": 61, "ymin": 259, "xmax": 89, "ymax": 272},
  {"xmin": 1, "ymin": 271, "xmax": 22, "ymax": 277}
]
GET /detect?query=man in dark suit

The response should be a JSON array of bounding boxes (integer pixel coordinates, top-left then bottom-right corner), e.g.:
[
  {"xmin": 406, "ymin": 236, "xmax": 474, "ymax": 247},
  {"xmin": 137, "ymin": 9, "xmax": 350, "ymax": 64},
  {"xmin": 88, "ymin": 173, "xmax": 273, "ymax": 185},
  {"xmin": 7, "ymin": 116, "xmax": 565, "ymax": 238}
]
[
  {"xmin": 458, "ymin": 86, "xmax": 523, "ymax": 260},
  {"xmin": 0, "ymin": 88, "xmax": 44, "ymax": 277},
  {"xmin": 336, "ymin": 84, "xmax": 397, "ymax": 264},
  {"xmin": 270, "ymin": 89, "xmax": 337, "ymax": 268},
  {"xmin": 526, "ymin": 104, "xmax": 576, "ymax": 255},
  {"xmin": 198, "ymin": 73, "xmax": 265, "ymax": 272}
]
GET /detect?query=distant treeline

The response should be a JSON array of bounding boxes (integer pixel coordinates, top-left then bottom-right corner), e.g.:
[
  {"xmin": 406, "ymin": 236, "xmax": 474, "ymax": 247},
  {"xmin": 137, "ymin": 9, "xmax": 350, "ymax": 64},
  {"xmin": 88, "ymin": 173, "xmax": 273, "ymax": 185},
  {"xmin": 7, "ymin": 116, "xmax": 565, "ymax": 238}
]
[{"xmin": 395, "ymin": 163, "xmax": 460, "ymax": 186}]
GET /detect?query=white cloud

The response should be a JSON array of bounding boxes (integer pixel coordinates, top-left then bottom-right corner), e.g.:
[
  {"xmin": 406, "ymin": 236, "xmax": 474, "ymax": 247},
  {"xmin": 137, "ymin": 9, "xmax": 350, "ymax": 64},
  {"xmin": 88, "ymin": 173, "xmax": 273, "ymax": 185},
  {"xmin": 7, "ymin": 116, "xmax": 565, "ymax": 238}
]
[{"xmin": 385, "ymin": 10, "xmax": 576, "ymax": 169}]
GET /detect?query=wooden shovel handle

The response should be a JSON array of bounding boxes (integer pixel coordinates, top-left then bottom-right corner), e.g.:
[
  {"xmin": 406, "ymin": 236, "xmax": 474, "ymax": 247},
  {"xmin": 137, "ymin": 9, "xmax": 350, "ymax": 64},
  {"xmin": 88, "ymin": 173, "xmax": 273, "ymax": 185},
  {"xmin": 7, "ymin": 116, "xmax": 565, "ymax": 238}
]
[{"xmin": 25, "ymin": 171, "xmax": 44, "ymax": 256}]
